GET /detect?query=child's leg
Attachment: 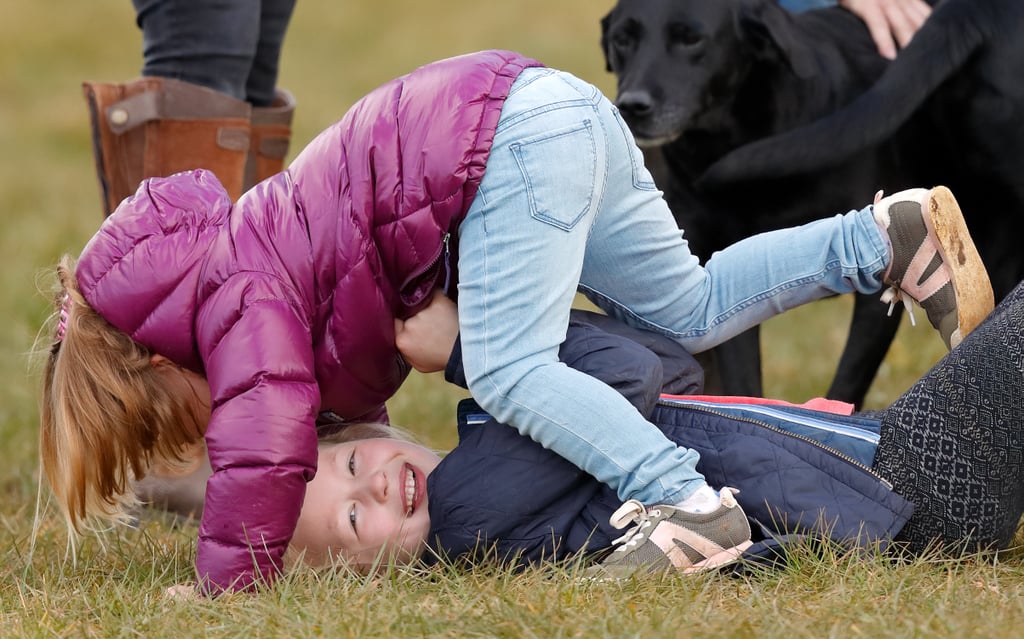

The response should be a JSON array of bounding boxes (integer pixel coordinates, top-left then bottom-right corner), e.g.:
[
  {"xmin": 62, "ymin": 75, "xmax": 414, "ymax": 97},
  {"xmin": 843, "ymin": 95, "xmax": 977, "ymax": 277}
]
[
  {"xmin": 582, "ymin": 206, "xmax": 887, "ymax": 355},
  {"xmin": 457, "ymin": 68, "xmax": 705, "ymax": 506},
  {"xmin": 873, "ymin": 280, "xmax": 1024, "ymax": 554}
]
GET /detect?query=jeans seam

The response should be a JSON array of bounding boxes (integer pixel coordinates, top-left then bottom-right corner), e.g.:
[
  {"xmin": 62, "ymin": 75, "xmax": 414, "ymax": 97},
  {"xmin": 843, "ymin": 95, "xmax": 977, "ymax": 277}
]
[
  {"xmin": 580, "ymin": 265, "xmax": 838, "ymax": 339},
  {"xmin": 610, "ymin": 105, "xmax": 657, "ymax": 191},
  {"xmin": 497, "ymin": 72, "xmax": 601, "ymax": 134},
  {"xmin": 496, "ymin": 98, "xmax": 597, "ymax": 134},
  {"xmin": 856, "ymin": 206, "xmax": 890, "ymax": 277}
]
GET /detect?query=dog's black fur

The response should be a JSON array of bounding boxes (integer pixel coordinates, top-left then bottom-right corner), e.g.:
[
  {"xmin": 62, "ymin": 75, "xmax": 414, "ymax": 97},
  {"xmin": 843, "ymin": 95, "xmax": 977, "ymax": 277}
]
[
  {"xmin": 704, "ymin": 0, "xmax": 1024, "ymax": 298},
  {"xmin": 601, "ymin": 0, "xmax": 1022, "ymax": 406}
]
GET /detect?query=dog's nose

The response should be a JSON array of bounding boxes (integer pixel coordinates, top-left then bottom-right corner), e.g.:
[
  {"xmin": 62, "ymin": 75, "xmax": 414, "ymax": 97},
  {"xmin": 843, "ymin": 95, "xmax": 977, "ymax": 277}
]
[{"xmin": 616, "ymin": 91, "xmax": 653, "ymax": 119}]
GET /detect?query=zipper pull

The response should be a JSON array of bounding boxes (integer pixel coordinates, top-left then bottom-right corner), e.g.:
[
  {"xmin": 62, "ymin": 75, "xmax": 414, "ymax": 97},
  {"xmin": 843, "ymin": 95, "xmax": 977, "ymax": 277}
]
[{"xmin": 441, "ymin": 233, "xmax": 452, "ymax": 294}]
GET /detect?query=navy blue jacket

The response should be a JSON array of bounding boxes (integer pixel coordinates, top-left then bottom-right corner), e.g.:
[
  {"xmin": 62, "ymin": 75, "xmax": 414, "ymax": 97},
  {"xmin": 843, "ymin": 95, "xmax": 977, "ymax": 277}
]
[{"xmin": 426, "ymin": 311, "xmax": 915, "ymax": 567}]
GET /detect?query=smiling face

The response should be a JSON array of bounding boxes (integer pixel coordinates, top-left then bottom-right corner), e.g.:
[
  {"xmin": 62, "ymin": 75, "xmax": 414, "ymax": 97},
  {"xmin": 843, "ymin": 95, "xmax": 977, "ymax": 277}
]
[{"xmin": 290, "ymin": 437, "xmax": 442, "ymax": 571}]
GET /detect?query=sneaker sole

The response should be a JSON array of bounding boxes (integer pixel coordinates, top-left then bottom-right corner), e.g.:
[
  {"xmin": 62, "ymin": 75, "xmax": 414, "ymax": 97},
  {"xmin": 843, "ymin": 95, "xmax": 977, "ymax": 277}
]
[
  {"xmin": 681, "ymin": 539, "xmax": 754, "ymax": 574},
  {"xmin": 580, "ymin": 539, "xmax": 755, "ymax": 581},
  {"xmin": 925, "ymin": 186, "xmax": 994, "ymax": 347}
]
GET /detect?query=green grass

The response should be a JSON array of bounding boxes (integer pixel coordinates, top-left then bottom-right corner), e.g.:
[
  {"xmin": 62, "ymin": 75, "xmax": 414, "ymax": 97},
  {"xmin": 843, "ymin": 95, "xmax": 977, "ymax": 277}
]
[{"xmin": 0, "ymin": 0, "xmax": 1012, "ymax": 637}]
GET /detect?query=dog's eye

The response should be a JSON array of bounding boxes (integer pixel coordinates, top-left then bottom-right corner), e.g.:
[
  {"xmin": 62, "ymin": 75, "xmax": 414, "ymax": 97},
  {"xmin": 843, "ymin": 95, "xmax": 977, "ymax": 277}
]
[
  {"xmin": 669, "ymin": 24, "xmax": 703, "ymax": 48},
  {"xmin": 612, "ymin": 31, "xmax": 634, "ymax": 50}
]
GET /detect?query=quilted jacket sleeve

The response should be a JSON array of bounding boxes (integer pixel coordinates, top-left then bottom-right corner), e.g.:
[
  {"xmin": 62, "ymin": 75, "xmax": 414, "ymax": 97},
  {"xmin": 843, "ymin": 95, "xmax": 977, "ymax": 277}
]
[{"xmin": 194, "ymin": 272, "xmax": 320, "ymax": 594}]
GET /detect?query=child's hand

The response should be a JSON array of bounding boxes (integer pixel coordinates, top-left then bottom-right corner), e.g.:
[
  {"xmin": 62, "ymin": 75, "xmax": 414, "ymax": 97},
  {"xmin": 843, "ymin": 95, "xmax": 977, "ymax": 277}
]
[
  {"xmin": 165, "ymin": 583, "xmax": 199, "ymax": 600},
  {"xmin": 395, "ymin": 289, "xmax": 459, "ymax": 373}
]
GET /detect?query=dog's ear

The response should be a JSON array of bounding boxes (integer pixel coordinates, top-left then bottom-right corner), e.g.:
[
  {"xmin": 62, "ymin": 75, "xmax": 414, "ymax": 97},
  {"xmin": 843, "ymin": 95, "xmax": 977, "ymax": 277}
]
[
  {"xmin": 600, "ymin": 11, "xmax": 613, "ymax": 72},
  {"xmin": 734, "ymin": 0, "xmax": 816, "ymax": 79}
]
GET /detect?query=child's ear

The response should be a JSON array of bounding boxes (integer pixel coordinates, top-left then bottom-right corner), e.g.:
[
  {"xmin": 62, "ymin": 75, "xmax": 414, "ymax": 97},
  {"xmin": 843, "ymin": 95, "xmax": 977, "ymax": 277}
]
[{"xmin": 150, "ymin": 353, "xmax": 169, "ymax": 366}]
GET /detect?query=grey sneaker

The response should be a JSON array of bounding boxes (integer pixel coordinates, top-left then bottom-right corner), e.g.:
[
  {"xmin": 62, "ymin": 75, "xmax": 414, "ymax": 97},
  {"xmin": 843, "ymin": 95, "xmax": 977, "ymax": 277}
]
[
  {"xmin": 873, "ymin": 186, "xmax": 993, "ymax": 349},
  {"xmin": 584, "ymin": 488, "xmax": 753, "ymax": 580}
]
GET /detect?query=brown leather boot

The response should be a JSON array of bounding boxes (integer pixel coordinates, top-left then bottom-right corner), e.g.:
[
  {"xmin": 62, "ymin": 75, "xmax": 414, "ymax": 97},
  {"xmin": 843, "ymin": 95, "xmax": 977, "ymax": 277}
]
[
  {"xmin": 82, "ymin": 77, "xmax": 251, "ymax": 216},
  {"xmin": 244, "ymin": 88, "xmax": 296, "ymax": 191}
]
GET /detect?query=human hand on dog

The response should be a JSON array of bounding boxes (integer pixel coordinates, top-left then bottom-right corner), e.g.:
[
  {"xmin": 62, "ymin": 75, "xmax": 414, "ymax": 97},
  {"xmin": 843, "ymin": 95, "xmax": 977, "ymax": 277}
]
[
  {"xmin": 841, "ymin": 0, "xmax": 932, "ymax": 60},
  {"xmin": 395, "ymin": 289, "xmax": 459, "ymax": 373}
]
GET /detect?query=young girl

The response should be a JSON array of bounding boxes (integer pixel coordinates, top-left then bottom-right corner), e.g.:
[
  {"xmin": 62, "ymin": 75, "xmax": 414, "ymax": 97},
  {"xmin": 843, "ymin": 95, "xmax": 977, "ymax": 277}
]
[
  {"xmin": 40, "ymin": 49, "xmax": 991, "ymax": 593},
  {"xmin": 311, "ymin": 277, "xmax": 1024, "ymax": 574}
]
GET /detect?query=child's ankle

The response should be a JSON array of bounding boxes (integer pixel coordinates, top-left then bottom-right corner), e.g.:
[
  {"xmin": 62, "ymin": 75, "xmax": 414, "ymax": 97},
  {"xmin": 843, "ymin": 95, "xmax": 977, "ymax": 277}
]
[{"xmin": 672, "ymin": 483, "xmax": 720, "ymax": 514}]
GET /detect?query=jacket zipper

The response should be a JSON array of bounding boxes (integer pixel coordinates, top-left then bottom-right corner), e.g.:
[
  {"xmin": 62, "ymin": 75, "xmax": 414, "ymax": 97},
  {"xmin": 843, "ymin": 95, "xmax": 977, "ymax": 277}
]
[
  {"xmin": 403, "ymin": 232, "xmax": 452, "ymax": 298},
  {"xmin": 689, "ymin": 402, "xmax": 879, "ymax": 444},
  {"xmin": 658, "ymin": 398, "xmax": 892, "ymax": 489},
  {"xmin": 440, "ymin": 233, "xmax": 452, "ymax": 294}
]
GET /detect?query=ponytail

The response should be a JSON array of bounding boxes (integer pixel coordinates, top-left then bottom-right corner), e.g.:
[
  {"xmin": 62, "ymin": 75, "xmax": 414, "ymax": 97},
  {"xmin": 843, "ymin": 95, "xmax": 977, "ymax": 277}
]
[{"xmin": 39, "ymin": 255, "xmax": 205, "ymax": 533}]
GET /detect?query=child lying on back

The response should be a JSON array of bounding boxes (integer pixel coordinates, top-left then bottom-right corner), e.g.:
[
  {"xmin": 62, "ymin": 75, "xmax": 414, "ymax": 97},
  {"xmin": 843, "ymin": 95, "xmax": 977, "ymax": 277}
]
[{"xmin": 143, "ymin": 297, "xmax": 901, "ymax": 576}]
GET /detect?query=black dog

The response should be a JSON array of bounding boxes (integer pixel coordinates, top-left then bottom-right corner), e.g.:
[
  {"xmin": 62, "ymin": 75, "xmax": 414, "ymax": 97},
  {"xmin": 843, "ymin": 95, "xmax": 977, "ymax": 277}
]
[
  {"xmin": 600, "ymin": 0, "xmax": 993, "ymax": 406},
  {"xmin": 704, "ymin": 0, "xmax": 1024, "ymax": 297}
]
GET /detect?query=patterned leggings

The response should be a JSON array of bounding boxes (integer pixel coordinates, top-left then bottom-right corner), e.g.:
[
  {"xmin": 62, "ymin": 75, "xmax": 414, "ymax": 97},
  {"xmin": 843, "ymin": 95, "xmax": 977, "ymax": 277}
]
[{"xmin": 873, "ymin": 279, "xmax": 1024, "ymax": 554}]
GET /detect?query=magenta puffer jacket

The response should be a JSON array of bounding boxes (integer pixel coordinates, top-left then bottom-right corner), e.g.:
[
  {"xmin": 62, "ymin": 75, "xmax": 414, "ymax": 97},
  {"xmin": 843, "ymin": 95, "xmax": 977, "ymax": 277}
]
[{"xmin": 75, "ymin": 50, "xmax": 542, "ymax": 592}]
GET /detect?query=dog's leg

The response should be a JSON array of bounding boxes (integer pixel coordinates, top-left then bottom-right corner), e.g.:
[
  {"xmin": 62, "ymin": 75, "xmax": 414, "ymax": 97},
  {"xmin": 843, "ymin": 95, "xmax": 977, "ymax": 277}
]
[{"xmin": 826, "ymin": 292, "xmax": 903, "ymax": 408}]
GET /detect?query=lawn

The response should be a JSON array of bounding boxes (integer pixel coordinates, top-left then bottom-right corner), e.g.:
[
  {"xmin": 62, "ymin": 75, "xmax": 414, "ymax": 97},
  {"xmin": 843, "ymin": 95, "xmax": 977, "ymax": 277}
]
[{"xmin": 3, "ymin": 1, "xmax": 1018, "ymax": 637}]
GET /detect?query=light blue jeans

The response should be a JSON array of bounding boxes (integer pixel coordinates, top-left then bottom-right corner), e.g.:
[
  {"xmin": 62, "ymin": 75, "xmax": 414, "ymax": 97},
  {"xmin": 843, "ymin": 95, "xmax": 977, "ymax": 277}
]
[{"xmin": 456, "ymin": 68, "xmax": 890, "ymax": 505}]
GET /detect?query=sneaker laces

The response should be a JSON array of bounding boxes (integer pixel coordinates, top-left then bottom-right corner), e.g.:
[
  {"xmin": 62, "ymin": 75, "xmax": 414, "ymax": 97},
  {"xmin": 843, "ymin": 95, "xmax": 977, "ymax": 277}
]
[
  {"xmin": 874, "ymin": 189, "xmax": 919, "ymax": 327},
  {"xmin": 880, "ymin": 285, "xmax": 917, "ymax": 326},
  {"xmin": 607, "ymin": 500, "xmax": 657, "ymax": 553}
]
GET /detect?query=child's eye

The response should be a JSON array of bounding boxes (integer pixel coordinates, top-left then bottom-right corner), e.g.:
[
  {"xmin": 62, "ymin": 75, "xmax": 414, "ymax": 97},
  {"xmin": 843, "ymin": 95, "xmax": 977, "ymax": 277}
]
[
  {"xmin": 348, "ymin": 450, "xmax": 356, "ymax": 475},
  {"xmin": 349, "ymin": 505, "xmax": 357, "ymax": 533}
]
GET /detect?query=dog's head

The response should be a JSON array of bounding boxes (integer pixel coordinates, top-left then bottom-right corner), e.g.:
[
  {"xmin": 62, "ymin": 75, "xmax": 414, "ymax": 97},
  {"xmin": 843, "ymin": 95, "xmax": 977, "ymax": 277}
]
[{"xmin": 601, "ymin": 0, "xmax": 816, "ymax": 147}]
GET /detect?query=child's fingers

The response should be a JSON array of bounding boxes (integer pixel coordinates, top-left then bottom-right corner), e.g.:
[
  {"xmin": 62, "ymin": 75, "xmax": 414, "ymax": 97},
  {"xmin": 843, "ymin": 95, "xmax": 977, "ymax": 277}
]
[{"xmin": 165, "ymin": 583, "xmax": 198, "ymax": 600}]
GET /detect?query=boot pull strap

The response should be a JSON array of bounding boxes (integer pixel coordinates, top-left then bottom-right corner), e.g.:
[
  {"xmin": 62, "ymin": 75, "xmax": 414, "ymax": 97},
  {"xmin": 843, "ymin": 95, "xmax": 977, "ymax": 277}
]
[
  {"xmin": 258, "ymin": 137, "xmax": 290, "ymax": 160},
  {"xmin": 217, "ymin": 128, "xmax": 251, "ymax": 153},
  {"xmin": 105, "ymin": 91, "xmax": 160, "ymax": 135}
]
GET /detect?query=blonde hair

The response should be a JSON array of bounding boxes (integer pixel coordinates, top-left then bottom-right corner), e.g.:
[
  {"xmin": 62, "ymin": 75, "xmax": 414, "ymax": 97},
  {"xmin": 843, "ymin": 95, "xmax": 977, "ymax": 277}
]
[
  {"xmin": 316, "ymin": 422, "xmax": 419, "ymax": 448},
  {"xmin": 39, "ymin": 255, "xmax": 206, "ymax": 533}
]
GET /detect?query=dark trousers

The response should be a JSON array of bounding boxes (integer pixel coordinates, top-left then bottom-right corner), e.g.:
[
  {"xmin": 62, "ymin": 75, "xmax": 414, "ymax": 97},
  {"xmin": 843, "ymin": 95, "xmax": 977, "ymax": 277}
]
[{"xmin": 132, "ymin": 0, "xmax": 297, "ymax": 105}]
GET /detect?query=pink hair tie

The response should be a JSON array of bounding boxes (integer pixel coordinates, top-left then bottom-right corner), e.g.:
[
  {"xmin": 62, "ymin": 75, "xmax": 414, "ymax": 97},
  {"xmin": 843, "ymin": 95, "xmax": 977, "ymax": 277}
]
[{"xmin": 56, "ymin": 294, "xmax": 72, "ymax": 342}]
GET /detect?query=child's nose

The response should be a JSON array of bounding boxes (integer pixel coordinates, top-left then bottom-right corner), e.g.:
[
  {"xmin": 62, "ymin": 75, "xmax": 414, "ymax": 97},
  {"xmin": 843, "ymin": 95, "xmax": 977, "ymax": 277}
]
[{"xmin": 369, "ymin": 470, "xmax": 387, "ymax": 503}]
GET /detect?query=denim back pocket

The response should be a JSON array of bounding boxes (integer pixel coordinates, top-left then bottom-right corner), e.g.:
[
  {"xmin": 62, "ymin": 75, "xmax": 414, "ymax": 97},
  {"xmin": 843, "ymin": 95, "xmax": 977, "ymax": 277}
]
[{"xmin": 510, "ymin": 120, "xmax": 597, "ymax": 231}]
